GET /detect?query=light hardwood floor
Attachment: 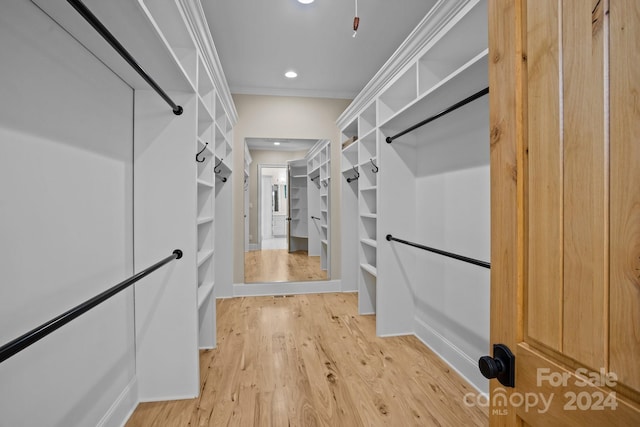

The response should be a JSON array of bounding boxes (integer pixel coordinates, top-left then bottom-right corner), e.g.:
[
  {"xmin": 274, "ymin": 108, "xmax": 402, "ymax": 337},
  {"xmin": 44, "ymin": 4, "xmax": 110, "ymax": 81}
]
[
  {"xmin": 126, "ymin": 293, "xmax": 488, "ymax": 426},
  {"xmin": 244, "ymin": 249, "xmax": 328, "ymax": 282}
]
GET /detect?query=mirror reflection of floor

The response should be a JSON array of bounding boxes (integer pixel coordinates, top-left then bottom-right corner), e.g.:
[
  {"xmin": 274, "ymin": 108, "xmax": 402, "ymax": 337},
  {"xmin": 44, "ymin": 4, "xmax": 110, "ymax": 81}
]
[
  {"xmin": 245, "ymin": 249, "xmax": 328, "ymax": 283},
  {"xmin": 261, "ymin": 237, "xmax": 287, "ymax": 250}
]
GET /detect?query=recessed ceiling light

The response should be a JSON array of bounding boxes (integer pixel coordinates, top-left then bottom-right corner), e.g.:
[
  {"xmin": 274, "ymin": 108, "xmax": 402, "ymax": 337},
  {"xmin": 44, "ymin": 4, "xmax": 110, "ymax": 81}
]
[
  {"xmin": 284, "ymin": 70, "xmax": 298, "ymax": 79},
  {"xmin": 298, "ymin": 0, "xmax": 314, "ymax": 4},
  {"xmin": 273, "ymin": 142, "xmax": 281, "ymax": 146}
]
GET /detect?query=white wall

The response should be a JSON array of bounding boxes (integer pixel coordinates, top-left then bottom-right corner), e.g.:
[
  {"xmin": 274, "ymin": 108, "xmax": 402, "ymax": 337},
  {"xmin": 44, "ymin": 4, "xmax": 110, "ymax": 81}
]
[
  {"xmin": 232, "ymin": 94, "xmax": 351, "ymax": 285},
  {"xmin": 0, "ymin": 3, "xmax": 136, "ymax": 426}
]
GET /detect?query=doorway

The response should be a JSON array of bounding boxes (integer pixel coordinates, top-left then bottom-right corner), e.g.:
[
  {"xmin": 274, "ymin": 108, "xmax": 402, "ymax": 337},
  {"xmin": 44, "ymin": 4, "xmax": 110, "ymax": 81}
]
[
  {"xmin": 258, "ymin": 165, "xmax": 288, "ymax": 250},
  {"xmin": 244, "ymin": 138, "xmax": 330, "ymax": 284}
]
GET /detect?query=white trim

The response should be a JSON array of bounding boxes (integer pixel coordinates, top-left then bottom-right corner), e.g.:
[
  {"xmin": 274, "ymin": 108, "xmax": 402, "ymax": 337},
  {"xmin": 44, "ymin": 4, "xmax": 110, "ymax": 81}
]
[
  {"xmin": 248, "ymin": 243, "xmax": 260, "ymax": 251},
  {"xmin": 233, "ymin": 280, "xmax": 341, "ymax": 297},
  {"xmin": 178, "ymin": 0, "xmax": 238, "ymax": 124},
  {"xmin": 414, "ymin": 317, "xmax": 488, "ymax": 394},
  {"xmin": 97, "ymin": 377, "xmax": 138, "ymax": 427},
  {"xmin": 138, "ymin": 393, "xmax": 198, "ymax": 404},
  {"xmin": 336, "ymin": 0, "xmax": 478, "ymax": 129},
  {"xmin": 230, "ymin": 85, "xmax": 356, "ymax": 100}
]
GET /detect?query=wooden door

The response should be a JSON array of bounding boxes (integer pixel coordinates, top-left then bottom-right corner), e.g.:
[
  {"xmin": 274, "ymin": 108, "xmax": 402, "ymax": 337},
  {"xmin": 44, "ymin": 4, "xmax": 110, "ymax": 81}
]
[{"xmin": 489, "ymin": 0, "xmax": 640, "ymax": 425}]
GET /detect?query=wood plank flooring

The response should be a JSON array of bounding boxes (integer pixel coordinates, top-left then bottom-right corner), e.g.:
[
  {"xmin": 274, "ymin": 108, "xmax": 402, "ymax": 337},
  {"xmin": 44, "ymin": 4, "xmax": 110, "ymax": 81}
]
[
  {"xmin": 126, "ymin": 293, "xmax": 488, "ymax": 426},
  {"xmin": 244, "ymin": 250, "xmax": 328, "ymax": 283}
]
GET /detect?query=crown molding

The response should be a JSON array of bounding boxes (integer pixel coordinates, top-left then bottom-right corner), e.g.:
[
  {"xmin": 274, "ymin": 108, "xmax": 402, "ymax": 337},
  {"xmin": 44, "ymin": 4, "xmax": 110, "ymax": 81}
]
[
  {"xmin": 178, "ymin": 0, "xmax": 238, "ymax": 125},
  {"xmin": 336, "ymin": 0, "xmax": 478, "ymax": 129},
  {"xmin": 229, "ymin": 86, "xmax": 356, "ymax": 101}
]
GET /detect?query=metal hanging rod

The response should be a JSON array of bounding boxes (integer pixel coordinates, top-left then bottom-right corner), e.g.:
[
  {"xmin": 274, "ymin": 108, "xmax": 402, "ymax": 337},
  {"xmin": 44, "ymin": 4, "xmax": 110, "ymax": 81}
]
[
  {"xmin": 385, "ymin": 87, "xmax": 489, "ymax": 144},
  {"xmin": 386, "ymin": 234, "xmax": 490, "ymax": 269},
  {"xmin": 0, "ymin": 250, "xmax": 183, "ymax": 364},
  {"xmin": 196, "ymin": 142, "xmax": 208, "ymax": 163},
  {"xmin": 67, "ymin": 0, "xmax": 183, "ymax": 115},
  {"xmin": 310, "ymin": 175, "xmax": 320, "ymax": 181}
]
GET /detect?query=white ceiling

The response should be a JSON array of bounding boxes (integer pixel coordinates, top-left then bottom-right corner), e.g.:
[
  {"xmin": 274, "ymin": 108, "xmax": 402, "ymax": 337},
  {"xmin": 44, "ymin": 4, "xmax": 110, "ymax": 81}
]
[{"xmin": 201, "ymin": 0, "xmax": 438, "ymax": 99}]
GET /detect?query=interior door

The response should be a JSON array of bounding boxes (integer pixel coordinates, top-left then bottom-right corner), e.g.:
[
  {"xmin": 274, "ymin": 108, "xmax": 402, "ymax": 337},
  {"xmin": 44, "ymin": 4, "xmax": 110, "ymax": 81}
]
[{"xmin": 488, "ymin": 0, "xmax": 640, "ymax": 425}]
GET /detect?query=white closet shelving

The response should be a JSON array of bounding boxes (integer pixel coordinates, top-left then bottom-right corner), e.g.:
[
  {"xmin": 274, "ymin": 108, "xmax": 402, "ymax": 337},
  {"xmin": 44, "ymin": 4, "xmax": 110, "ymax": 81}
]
[
  {"xmin": 288, "ymin": 159, "xmax": 308, "ymax": 252},
  {"xmin": 244, "ymin": 143, "xmax": 252, "ymax": 252},
  {"xmin": 338, "ymin": 0, "xmax": 490, "ymax": 393},
  {"xmin": 195, "ymin": 52, "xmax": 216, "ymax": 350},
  {"xmin": 341, "ymin": 120, "xmax": 360, "ymax": 294},
  {"xmin": 33, "ymin": 0, "xmax": 237, "ymax": 400},
  {"xmin": 319, "ymin": 142, "xmax": 330, "ymax": 273},
  {"xmin": 306, "ymin": 140, "xmax": 331, "ymax": 273}
]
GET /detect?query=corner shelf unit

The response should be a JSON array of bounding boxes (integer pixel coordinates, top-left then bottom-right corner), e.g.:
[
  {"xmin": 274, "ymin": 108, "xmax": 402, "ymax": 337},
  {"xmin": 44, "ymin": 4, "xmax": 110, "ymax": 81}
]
[{"xmin": 337, "ymin": 0, "xmax": 490, "ymax": 393}]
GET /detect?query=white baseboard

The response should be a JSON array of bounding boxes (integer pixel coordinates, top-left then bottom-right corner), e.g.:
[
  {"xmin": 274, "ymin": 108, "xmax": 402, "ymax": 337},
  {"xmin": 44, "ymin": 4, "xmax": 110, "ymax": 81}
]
[
  {"xmin": 232, "ymin": 280, "xmax": 341, "ymax": 296},
  {"xmin": 414, "ymin": 317, "xmax": 488, "ymax": 395},
  {"xmin": 248, "ymin": 243, "xmax": 259, "ymax": 251},
  {"xmin": 97, "ymin": 377, "xmax": 138, "ymax": 427}
]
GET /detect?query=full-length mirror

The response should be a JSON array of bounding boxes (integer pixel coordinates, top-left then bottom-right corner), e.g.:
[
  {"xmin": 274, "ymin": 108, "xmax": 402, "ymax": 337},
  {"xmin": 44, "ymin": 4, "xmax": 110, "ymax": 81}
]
[{"xmin": 244, "ymin": 137, "xmax": 331, "ymax": 283}]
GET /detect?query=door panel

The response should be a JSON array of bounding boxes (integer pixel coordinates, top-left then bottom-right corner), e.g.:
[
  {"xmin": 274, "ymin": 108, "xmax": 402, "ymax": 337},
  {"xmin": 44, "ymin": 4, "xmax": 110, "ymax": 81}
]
[
  {"xmin": 609, "ymin": 0, "xmax": 640, "ymax": 395},
  {"xmin": 526, "ymin": 0, "xmax": 563, "ymax": 352},
  {"xmin": 489, "ymin": 0, "xmax": 640, "ymax": 425},
  {"xmin": 560, "ymin": 0, "xmax": 607, "ymax": 368}
]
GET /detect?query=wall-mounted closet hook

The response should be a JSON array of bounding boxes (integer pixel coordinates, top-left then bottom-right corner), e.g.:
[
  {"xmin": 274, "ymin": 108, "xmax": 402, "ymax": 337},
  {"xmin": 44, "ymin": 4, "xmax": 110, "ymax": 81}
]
[
  {"xmin": 370, "ymin": 158, "xmax": 378, "ymax": 173},
  {"xmin": 322, "ymin": 180, "xmax": 328, "ymax": 188},
  {"xmin": 214, "ymin": 158, "xmax": 223, "ymax": 174},
  {"xmin": 346, "ymin": 166, "xmax": 360, "ymax": 183},
  {"xmin": 196, "ymin": 142, "xmax": 208, "ymax": 163},
  {"xmin": 216, "ymin": 174, "xmax": 227, "ymax": 183}
]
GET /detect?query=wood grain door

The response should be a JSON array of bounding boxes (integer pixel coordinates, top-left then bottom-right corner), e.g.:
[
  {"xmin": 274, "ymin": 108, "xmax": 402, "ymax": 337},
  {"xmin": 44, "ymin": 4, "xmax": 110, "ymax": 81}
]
[{"xmin": 488, "ymin": 0, "xmax": 640, "ymax": 425}]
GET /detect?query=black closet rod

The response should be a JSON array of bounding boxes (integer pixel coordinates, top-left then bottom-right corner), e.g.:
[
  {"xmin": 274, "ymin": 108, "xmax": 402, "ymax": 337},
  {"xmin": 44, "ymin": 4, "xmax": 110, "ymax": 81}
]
[
  {"xmin": 67, "ymin": 0, "xmax": 183, "ymax": 115},
  {"xmin": 386, "ymin": 87, "xmax": 489, "ymax": 144},
  {"xmin": 0, "ymin": 249, "xmax": 183, "ymax": 364},
  {"xmin": 386, "ymin": 234, "xmax": 490, "ymax": 269}
]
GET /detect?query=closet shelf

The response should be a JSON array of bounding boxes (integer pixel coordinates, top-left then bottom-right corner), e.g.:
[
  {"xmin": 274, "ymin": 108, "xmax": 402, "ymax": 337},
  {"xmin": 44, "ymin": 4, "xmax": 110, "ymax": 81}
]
[
  {"xmin": 360, "ymin": 213, "xmax": 377, "ymax": 219},
  {"xmin": 197, "ymin": 282, "xmax": 215, "ymax": 309},
  {"xmin": 361, "ymin": 238, "xmax": 377, "ymax": 248},
  {"xmin": 321, "ymin": 239, "xmax": 328, "ymax": 245},
  {"xmin": 197, "ymin": 249, "xmax": 214, "ymax": 267},
  {"xmin": 197, "ymin": 95, "xmax": 214, "ymax": 123},
  {"xmin": 360, "ymin": 186, "xmax": 377, "ymax": 192},
  {"xmin": 379, "ymin": 50, "xmax": 489, "ymax": 141},
  {"xmin": 197, "ymin": 179, "xmax": 214, "ymax": 188},
  {"xmin": 360, "ymin": 263, "xmax": 377, "ymax": 277},
  {"xmin": 197, "ymin": 216, "xmax": 214, "ymax": 225}
]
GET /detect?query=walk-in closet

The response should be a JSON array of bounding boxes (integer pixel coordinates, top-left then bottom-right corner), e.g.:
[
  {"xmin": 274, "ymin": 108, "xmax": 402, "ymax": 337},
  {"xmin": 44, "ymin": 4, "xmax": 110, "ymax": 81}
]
[{"xmin": 2, "ymin": 0, "xmax": 639, "ymax": 425}]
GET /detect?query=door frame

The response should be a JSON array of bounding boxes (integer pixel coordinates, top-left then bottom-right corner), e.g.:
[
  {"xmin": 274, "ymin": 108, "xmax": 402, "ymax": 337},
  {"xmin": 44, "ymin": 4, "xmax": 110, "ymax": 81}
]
[
  {"xmin": 256, "ymin": 163, "xmax": 287, "ymax": 250},
  {"xmin": 488, "ymin": 0, "xmax": 522, "ymax": 424}
]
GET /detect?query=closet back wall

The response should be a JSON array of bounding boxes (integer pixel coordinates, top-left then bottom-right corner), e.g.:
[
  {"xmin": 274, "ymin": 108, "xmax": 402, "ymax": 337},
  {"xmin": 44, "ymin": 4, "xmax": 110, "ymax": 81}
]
[
  {"xmin": 0, "ymin": 2, "xmax": 135, "ymax": 426},
  {"xmin": 231, "ymin": 94, "xmax": 351, "ymax": 287}
]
